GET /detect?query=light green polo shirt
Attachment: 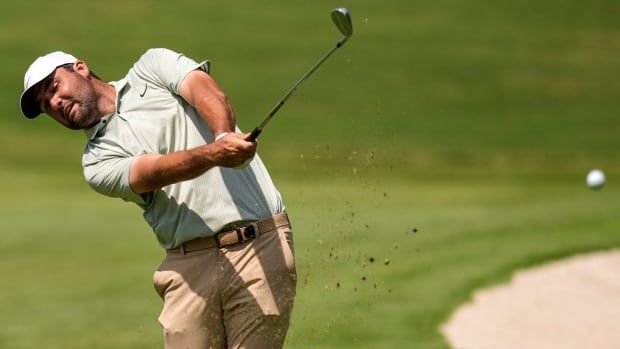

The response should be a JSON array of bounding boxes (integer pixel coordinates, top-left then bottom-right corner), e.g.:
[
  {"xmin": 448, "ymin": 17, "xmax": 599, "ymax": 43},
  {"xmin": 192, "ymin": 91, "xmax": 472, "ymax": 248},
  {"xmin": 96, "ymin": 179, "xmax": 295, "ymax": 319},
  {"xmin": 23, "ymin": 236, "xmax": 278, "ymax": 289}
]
[{"xmin": 82, "ymin": 48, "xmax": 285, "ymax": 249}]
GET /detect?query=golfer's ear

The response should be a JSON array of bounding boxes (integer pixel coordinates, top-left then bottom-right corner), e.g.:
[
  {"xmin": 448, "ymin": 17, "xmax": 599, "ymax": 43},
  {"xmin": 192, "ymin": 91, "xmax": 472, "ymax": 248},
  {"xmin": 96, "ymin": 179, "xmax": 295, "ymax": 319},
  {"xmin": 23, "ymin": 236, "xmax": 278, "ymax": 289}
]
[{"xmin": 73, "ymin": 61, "xmax": 91, "ymax": 78}]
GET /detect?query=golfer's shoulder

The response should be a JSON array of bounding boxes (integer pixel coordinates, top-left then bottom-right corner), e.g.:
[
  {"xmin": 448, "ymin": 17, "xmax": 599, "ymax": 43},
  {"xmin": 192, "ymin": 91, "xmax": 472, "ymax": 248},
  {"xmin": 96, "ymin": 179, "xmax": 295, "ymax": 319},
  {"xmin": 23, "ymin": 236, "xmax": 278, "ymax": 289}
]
[
  {"xmin": 140, "ymin": 48, "xmax": 178, "ymax": 59},
  {"xmin": 130, "ymin": 48, "xmax": 186, "ymax": 82},
  {"xmin": 134, "ymin": 48, "xmax": 181, "ymax": 68}
]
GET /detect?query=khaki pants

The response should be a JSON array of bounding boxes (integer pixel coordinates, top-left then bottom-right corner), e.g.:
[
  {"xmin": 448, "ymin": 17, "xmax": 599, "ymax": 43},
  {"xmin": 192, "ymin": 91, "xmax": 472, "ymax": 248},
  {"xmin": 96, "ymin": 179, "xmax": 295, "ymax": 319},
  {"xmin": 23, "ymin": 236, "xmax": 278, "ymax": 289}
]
[{"xmin": 153, "ymin": 226, "xmax": 296, "ymax": 349}]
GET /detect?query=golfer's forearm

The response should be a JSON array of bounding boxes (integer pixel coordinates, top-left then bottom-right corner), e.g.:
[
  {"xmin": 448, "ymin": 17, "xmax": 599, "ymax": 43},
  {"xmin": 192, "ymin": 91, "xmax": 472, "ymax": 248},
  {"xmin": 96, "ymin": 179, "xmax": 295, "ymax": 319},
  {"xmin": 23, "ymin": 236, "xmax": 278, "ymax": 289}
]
[{"xmin": 129, "ymin": 146, "xmax": 216, "ymax": 194}]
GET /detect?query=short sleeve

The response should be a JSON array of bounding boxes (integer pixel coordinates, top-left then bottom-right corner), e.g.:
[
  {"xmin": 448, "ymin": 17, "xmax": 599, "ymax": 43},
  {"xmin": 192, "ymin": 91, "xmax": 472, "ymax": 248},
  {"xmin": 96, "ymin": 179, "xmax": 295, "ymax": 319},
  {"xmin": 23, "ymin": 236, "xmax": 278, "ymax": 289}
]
[
  {"xmin": 130, "ymin": 48, "xmax": 210, "ymax": 95},
  {"xmin": 82, "ymin": 144, "xmax": 146, "ymax": 206}
]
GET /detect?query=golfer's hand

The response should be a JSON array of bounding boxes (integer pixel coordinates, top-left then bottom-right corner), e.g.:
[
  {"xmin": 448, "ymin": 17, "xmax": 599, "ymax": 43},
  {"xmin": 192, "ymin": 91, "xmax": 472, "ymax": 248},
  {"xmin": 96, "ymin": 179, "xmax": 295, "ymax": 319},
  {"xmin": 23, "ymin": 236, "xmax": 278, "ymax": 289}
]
[{"xmin": 213, "ymin": 133, "xmax": 256, "ymax": 168}]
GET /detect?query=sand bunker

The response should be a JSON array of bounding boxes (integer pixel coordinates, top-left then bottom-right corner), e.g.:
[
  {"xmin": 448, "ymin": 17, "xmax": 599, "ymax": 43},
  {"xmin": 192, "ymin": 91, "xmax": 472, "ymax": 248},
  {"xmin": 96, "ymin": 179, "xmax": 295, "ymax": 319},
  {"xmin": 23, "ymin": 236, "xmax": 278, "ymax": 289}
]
[{"xmin": 441, "ymin": 249, "xmax": 620, "ymax": 349}]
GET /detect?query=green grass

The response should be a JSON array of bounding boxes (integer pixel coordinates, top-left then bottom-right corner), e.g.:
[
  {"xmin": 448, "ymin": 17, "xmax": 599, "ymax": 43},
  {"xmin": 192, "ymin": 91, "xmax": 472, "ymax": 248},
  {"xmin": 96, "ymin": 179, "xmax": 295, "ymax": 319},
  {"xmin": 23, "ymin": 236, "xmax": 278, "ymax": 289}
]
[
  {"xmin": 1, "ymin": 0, "xmax": 619, "ymax": 348},
  {"xmin": 284, "ymin": 175, "xmax": 620, "ymax": 348},
  {"xmin": 1, "ymin": 169, "xmax": 618, "ymax": 348}
]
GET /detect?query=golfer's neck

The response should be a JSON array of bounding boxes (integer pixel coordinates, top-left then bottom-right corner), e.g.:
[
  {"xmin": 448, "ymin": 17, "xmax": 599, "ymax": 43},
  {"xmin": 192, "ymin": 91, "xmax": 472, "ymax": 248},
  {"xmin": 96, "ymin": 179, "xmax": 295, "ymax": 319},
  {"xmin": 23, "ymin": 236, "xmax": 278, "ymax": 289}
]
[{"xmin": 98, "ymin": 81, "xmax": 118, "ymax": 116}]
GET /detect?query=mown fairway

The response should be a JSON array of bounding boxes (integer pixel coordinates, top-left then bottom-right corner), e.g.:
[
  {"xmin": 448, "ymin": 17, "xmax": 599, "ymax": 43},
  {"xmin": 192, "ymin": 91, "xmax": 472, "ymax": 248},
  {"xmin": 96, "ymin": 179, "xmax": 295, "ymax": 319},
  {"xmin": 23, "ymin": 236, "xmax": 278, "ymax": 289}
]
[{"xmin": 1, "ymin": 1, "xmax": 619, "ymax": 348}]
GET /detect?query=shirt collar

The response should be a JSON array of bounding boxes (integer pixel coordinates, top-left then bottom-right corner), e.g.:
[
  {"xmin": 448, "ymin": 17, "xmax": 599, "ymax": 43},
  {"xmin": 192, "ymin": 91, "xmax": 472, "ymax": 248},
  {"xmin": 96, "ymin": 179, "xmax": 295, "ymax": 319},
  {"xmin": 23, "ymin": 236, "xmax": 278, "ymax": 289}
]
[{"xmin": 84, "ymin": 78, "xmax": 129, "ymax": 141}]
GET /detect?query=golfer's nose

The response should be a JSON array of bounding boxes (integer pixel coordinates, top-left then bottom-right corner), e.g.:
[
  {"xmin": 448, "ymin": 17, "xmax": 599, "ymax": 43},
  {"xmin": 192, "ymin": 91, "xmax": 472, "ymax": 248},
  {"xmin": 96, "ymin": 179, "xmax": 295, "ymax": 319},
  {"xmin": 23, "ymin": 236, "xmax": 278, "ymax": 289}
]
[{"xmin": 50, "ymin": 94, "xmax": 63, "ymax": 112}]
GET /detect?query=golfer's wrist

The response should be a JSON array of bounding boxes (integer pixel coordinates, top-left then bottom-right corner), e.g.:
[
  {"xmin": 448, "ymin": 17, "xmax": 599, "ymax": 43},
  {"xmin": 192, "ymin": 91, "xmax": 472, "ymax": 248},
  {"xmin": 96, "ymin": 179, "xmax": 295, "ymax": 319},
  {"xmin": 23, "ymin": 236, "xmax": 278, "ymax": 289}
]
[{"xmin": 215, "ymin": 132, "xmax": 229, "ymax": 141}]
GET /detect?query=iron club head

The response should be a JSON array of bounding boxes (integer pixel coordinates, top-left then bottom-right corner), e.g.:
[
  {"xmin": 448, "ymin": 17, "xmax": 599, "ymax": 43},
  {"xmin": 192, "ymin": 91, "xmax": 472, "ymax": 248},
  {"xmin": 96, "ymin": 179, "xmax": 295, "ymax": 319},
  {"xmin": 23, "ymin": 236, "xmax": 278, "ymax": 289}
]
[{"xmin": 331, "ymin": 7, "xmax": 353, "ymax": 39}]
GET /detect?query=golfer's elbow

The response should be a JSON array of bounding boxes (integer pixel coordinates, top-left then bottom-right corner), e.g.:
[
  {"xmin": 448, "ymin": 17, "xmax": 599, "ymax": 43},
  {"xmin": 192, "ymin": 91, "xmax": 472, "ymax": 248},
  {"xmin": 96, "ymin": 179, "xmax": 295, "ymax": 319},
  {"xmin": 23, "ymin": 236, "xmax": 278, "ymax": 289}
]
[{"xmin": 129, "ymin": 154, "xmax": 168, "ymax": 194}]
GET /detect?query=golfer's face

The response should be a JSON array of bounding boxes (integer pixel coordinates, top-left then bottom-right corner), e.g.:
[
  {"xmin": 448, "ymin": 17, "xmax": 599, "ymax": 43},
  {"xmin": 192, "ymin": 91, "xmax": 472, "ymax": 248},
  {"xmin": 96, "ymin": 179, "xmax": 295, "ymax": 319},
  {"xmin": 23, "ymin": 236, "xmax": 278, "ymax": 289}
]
[{"xmin": 36, "ymin": 65, "xmax": 100, "ymax": 130}]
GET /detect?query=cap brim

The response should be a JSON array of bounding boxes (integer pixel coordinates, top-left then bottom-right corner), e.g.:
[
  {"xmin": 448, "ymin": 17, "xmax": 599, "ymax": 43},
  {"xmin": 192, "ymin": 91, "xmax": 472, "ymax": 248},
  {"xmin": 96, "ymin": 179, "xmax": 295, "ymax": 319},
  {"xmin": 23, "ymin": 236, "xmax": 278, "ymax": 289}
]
[{"xmin": 20, "ymin": 86, "xmax": 42, "ymax": 119}]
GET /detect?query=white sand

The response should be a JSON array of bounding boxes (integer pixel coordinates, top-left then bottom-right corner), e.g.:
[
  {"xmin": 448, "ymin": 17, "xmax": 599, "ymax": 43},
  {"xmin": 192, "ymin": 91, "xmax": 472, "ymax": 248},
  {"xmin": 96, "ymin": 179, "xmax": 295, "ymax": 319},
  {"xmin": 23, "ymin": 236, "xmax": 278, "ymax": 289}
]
[{"xmin": 441, "ymin": 250, "xmax": 620, "ymax": 349}]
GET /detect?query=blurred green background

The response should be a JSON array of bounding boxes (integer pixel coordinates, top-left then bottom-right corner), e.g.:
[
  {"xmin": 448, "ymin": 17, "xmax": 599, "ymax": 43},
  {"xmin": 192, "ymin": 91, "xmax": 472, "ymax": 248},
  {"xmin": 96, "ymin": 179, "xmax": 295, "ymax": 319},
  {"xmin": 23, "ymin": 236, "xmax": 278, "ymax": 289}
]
[{"xmin": 1, "ymin": 1, "xmax": 619, "ymax": 348}]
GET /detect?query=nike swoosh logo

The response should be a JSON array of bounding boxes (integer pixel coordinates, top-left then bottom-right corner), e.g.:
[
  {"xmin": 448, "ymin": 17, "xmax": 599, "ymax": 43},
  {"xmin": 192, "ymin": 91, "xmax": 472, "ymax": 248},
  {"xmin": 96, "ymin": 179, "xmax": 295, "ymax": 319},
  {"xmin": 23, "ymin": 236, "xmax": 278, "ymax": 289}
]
[{"xmin": 139, "ymin": 83, "xmax": 147, "ymax": 97}]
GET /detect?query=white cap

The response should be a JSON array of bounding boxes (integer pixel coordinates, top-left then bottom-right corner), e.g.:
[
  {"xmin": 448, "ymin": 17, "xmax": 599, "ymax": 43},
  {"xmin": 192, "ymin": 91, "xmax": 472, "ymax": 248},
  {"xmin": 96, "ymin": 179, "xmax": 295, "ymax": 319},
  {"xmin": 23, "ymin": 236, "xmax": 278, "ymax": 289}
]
[{"xmin": 20, "ymin": 51, "xmax": 78, "ymax": 118}]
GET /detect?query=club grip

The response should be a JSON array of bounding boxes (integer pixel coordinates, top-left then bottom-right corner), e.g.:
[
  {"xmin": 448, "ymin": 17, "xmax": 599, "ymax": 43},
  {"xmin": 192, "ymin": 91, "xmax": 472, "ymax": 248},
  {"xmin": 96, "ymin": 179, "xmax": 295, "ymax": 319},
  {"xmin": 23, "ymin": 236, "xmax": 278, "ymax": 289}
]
[{"xmin": 246, "ymin": 127, "xmax": 262, "ymax": 142}]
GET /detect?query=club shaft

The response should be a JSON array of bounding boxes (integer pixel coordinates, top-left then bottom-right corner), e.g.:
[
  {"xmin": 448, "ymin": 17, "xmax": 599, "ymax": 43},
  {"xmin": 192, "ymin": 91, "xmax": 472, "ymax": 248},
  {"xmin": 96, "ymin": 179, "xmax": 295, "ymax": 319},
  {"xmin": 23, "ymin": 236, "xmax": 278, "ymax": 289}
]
[{"xmin": 247, "ymin": 36, "xmax": 348, "ymax": 141}]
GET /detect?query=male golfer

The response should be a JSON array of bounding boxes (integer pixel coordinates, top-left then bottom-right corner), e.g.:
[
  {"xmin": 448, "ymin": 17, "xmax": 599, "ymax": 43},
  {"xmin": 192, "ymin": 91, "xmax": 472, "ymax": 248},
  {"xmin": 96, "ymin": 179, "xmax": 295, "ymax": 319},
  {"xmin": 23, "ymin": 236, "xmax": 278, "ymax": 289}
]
[{"xmin": 20, "ymin": 48, "xmax": 296, "ymax": 348}]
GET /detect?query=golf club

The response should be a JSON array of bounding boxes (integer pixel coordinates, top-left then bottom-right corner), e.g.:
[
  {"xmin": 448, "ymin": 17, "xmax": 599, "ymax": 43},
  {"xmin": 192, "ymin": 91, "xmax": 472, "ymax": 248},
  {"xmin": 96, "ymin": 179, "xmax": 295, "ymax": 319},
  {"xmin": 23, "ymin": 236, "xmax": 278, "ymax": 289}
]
[{"xmin": 246, "ymin": 7, "xmax": 353, "ymax": 141}]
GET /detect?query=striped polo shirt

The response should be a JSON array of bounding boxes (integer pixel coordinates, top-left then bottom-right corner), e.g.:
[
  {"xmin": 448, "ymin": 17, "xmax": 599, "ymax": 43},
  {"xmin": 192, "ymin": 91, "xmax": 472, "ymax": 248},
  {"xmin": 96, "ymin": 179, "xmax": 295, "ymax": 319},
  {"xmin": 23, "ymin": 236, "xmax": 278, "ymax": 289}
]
[{"xmin": 82, "ymin": 48, "xmax": 285, "ymax": 249}]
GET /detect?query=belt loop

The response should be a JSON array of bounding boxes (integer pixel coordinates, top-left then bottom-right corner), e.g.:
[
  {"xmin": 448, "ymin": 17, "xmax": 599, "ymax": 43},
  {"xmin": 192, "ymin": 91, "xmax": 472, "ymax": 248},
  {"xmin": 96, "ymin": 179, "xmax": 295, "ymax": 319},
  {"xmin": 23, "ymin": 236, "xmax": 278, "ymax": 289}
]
[
  {"xmin": 235, "ymin": 227, "xmax": 243, "ymax": 243},
  {"xmin": 251, "ymin": 222, "xmax": 260, "ymax": 238},
  {"xmin": 180, "ymin": 243, "xmax": 186, "ymax": 255}
]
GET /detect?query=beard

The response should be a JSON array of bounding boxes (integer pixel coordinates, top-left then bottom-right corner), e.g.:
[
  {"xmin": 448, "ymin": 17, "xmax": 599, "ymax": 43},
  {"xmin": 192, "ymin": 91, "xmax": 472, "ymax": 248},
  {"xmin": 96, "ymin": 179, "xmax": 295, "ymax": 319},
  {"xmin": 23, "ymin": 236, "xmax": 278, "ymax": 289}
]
[
  {"xmin": 66, "ymin": 94, "xmax": 100, "ymax": 130},
  {"xmin": 65, "ymin": 79, "xmax": 104, "ymax": 130}
]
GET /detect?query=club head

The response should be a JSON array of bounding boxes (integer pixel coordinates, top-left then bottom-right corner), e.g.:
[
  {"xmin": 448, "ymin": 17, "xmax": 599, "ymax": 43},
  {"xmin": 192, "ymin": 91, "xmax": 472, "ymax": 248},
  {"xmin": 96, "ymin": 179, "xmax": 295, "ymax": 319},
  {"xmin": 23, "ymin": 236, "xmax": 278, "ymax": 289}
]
[{"xmin": 331, "ymin": 7, "xmax": 353, "ymax": 38}]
